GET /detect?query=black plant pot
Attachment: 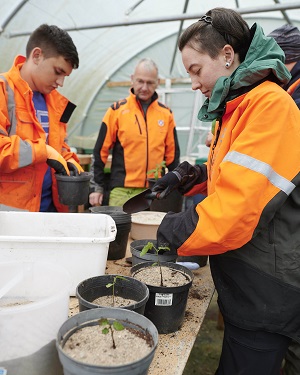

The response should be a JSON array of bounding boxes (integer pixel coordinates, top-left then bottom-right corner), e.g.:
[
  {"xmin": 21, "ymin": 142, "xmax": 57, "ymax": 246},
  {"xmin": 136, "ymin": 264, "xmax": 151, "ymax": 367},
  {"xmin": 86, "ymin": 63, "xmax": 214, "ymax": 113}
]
[
  {"xmin": 55, "ymin": 172, "xmax": 92, "ymax": 206},
  {"xmin": 130, "ymin": 239, "xmax": 177, "ymax": 266},
  {"xmin": 147, "ymin": 179, "xmax": 183, "ymax": 213},
  {"xmin": 90, "ymin": 206, "xmax": 131, "ymax": 260},
  {"xmin": 131, "ymin": 262, "xmax": 194, "ymax": 333},
  {"xmin": 76, "ymin": 274, "xmax": 149, "ymax": 315}
]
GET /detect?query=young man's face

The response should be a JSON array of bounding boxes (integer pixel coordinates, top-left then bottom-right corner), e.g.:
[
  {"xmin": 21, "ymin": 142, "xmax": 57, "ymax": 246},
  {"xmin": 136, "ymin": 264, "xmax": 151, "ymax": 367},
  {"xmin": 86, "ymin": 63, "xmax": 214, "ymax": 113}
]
[{"xmin": 30, "ymin": 48, "xmax": 73, "ymax": 94}]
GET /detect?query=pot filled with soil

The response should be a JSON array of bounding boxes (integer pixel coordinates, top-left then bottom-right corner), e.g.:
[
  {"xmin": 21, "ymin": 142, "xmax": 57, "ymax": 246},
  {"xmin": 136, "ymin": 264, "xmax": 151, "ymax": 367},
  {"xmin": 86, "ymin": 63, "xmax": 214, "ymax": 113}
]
[
  {"xmin": 90, "ymin": 206, "xmax": 131, "ymax": 260},
  {"xmin": 131, "ymin": 260, "xmax": 194, "ymax": 334},
  {"xmin": 76, "ymin": 274, "xmax": 149, "ymax": 315},
  {"xmin": 130, "ymin": 239, "xmax": 177, "ymax": 266},
  {"xmin": 130, "ymin": 211, "xmax": 166, "ymax": 240},
  {"xmin": 56, "ymin": 307, "xmax": 158, "ymax": 375}
]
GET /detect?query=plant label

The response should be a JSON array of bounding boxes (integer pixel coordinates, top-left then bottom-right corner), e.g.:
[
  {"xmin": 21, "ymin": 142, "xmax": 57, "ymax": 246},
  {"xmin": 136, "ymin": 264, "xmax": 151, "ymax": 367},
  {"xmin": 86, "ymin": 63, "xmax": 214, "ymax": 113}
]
[{"xmin": 155, "ymin": 293, "xmax": 173, "ymax": 306}]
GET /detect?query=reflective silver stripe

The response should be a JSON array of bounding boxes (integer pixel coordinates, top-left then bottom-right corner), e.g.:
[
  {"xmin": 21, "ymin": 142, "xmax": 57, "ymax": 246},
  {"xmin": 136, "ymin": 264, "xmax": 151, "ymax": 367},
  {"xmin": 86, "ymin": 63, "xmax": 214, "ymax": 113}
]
[
  {"xmin": 223, "ymin": 151, "xmax": 295, "ymax": 195},
  {"xmin": 0, "ymin": 75, "xmax": 17, "ymax": 135},
  {"xmin": 0, "ymin": 75, "xmax": 33, "ymax": 168},
  {"xmin": 19, "ymin": 141, "xmax": 33, "ymax": 167}
]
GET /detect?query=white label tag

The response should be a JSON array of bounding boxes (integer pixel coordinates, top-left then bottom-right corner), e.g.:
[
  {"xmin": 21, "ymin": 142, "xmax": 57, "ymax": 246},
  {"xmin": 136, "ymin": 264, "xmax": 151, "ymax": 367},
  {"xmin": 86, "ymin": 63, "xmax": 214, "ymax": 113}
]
[
  {"xmin": 0, "ymin": 368, "xmax": 7, "ymax": 375},
  {"xmin": 155, "ymin": 293, "xmax": 173, "ymax": 306}
]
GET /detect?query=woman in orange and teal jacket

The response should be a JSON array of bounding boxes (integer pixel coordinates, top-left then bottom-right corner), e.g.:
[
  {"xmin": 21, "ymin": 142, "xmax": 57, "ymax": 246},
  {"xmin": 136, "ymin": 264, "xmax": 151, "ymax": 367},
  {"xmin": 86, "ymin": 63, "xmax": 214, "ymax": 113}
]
[
  {"xmin": 0, "ymin": 25, "xmax": 83, "ymax": 212},
  {"xmin": 152, "ymin": 8, "xmax": 300, "ymax": 375}
]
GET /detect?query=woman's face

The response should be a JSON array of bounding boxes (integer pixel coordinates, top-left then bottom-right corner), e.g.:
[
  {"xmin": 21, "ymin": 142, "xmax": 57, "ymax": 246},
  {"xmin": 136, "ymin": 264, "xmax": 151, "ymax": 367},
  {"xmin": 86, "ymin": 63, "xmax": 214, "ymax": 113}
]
[{"xmin": 181, "ymin": 45, "xmax": 232, "ymax": 98}]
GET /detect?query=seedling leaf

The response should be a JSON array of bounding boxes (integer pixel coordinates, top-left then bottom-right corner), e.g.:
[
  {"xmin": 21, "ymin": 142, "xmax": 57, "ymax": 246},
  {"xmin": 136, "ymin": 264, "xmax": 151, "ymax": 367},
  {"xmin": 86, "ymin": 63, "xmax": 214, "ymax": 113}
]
[
  {"xmin": 140, "ymin": 241, "xmax": 171, "ymax": 286},
  {"xmin": 99, "ymin": 318, "xmax": 109, "ymax": 326},
  {"xmin": 113, "ymin": 321, "xmax": 125, "ymax": 331},
  {"xmin": 141, "ymin": 242, "xmax": 154, "ymax": 256}
]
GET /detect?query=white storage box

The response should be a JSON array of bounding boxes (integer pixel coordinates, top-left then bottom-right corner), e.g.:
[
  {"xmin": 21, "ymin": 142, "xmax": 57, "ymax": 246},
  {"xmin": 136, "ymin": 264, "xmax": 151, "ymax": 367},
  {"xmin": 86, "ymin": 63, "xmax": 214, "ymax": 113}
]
[
  {"xmin": 0, "ymin": 260, "xmax": 71, "ymax": 375},
  {"xmin": 0, "ymin": 212, "xmax": 116, "ymax": 295}
]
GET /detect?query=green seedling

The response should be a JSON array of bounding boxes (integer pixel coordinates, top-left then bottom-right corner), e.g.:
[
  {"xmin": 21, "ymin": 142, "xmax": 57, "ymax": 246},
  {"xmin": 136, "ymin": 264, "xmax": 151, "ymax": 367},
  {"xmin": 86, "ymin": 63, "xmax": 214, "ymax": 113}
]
[
  {"xmin": 99, "ymin": 318, "xmax": 124, "ymax": 349},
  {"xmin": 141, "ymin": 241, "xmax": 170, "ymax": 286},
  {"xmin": 106, "ymin": 275, "xmax": 128, "ymax": 306},
  {"xmin": 147, "ymin": 161, "xmax": 166, "ymax": 180}
]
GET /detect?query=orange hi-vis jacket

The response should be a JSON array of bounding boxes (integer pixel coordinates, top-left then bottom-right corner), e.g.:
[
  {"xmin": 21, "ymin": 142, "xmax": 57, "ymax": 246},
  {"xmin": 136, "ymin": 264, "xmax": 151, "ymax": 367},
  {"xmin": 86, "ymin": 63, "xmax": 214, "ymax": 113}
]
[
  {"xmin": 92, "ymin": 89, "xmax": 180, "ymax": 192},
  {"xmin": 158, "ymin": 81, "xmax": 300, "ymax": 341},
  {"xmin": 0, "ymin": 56, "xmax": 79, "ymax": 212}
]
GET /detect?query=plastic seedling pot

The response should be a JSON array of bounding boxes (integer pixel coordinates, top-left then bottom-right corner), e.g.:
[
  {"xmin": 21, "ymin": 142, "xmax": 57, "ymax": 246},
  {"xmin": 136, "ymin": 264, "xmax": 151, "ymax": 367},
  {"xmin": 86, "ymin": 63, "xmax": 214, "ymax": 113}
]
[
  {"xmin": 56, "ymin": 307, "xmax": 158, "ymax": 375},
  {"xmin": 76, "ymin": 274, "xmax": 149, "ymax": 315},
  {"xmin": 55, "ymin": 171, "xmax": 92, "ymax": 206},
  {"xmin": 131, "ymin": 261, "xmax": 194, "ymax": 334},
  {"xmin": 90, "ymin": 206, "xmax": 132, "ymax": 260},
  {"xmin": 130, "ymin": 239, "xmax": 177, "ymax": 266}
]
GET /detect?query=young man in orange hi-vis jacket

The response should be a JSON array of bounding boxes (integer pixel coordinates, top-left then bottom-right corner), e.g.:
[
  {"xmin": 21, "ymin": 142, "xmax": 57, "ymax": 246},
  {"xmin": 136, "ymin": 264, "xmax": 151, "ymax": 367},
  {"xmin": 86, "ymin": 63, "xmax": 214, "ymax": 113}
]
[
  {"xmin": 152, "ymin": 8, "xmax": 300, "ymax": 375},
  {"xmin": 0, "ymin": 24, "xmax": 83, "ymax": 212},
  {"xmin": 89, "ymin": 58, "xmax": 180, "ymax": 207}
]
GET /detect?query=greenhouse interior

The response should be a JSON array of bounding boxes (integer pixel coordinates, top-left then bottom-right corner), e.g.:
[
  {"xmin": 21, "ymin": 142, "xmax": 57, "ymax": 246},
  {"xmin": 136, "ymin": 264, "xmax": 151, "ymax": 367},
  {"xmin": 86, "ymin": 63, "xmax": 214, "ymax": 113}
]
[{"xmin": 1, "ymin": 0, "xmax": 300, "ymax": 160}]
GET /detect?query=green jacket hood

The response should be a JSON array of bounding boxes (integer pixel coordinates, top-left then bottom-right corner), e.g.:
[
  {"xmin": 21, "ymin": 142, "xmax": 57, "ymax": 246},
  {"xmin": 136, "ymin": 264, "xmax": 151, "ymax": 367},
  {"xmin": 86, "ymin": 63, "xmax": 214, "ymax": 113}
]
[{"xmin": 198, "ymin": 23, "xmax": 291, "ymax": 122}]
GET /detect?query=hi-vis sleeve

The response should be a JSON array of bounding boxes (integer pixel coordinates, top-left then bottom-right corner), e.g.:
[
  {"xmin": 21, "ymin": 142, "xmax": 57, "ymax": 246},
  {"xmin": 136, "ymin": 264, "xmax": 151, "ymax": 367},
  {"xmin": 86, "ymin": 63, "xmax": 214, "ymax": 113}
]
[{"xmin": 157, "ymin": 81, "xmax": 300, "ymax": 256}]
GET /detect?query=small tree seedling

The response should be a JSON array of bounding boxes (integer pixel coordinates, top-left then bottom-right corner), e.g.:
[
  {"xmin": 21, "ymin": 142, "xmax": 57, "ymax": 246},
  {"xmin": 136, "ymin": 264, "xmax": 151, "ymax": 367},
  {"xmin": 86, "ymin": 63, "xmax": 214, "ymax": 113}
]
[
  {"xmin": 106, "ymin": 275, "xmax": 128, "ymax": 307},
  {"xmin": 147, "ymin": 161, "xmax": 166, "ymax": 180},
  {"xmin": 140, "ymin": 242, "xmax": 170, "ymax": 286},
  {"xmin": 99, "ymin": 318, "xmax": 124, "ymax": 349}
]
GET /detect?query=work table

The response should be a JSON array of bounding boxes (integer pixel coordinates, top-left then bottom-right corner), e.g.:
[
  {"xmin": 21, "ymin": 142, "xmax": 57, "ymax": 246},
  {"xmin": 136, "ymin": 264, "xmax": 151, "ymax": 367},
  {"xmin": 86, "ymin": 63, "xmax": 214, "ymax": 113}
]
[{"xmin": 69, "ymin": 246, "xmax": 215, "ymax": 375}]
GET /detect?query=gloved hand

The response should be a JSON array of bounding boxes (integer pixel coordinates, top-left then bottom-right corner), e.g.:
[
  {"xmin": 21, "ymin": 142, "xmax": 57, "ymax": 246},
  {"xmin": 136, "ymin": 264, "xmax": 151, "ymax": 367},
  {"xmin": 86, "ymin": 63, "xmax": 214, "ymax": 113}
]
[
  {"xmin": 152, "ymin": 171, "xmax": 182, "ymax": 199},
  {"xmin": 46, "ymin": 145, "xmax": 70, "ymax": 175},
  {"xmin": 67, "ymin": 157, "xmax": 84, "ymax": 175},
  {"xmin": 152, "ymin": 161, "xmax": 202, "ymax": 199}
]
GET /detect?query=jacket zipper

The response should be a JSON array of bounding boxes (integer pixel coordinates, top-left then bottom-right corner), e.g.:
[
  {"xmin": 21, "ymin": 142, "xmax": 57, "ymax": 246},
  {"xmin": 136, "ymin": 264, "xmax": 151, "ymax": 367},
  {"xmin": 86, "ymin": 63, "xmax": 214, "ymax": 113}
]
[
  {"xmin": 209, "ymin": 118, "xmax": 222, "ymax": 179},
  {"xmin": 135, "ymin": 114, "xmax": 142, "ymax": 134}
]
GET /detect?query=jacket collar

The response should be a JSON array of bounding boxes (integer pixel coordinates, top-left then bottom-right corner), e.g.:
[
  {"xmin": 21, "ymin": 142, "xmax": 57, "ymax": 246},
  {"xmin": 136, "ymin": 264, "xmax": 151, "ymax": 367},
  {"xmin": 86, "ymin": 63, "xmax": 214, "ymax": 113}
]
[{"xmin": 198, "ymin": 23, "xmax": 291, "ymax": 122}]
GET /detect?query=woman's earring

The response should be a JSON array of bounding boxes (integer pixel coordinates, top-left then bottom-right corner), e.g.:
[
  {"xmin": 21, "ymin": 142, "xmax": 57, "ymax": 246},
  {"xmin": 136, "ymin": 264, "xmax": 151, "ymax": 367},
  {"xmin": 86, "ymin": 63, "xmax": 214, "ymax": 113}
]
[{"xmin": 225, "ymin": 62, "xmax": 230, "ymax": 68}]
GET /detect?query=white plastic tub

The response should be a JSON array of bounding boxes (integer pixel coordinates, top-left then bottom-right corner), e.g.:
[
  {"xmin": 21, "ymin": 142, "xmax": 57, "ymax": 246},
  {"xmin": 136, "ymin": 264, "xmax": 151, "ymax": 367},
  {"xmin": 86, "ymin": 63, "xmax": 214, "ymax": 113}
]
[
  {"xmin": 0, "ymin": 260, "xmax": 71, "ymax": 375},
  {"xmin": 0, "ymin": 212, "xmax": 116, "ymax": 295}
]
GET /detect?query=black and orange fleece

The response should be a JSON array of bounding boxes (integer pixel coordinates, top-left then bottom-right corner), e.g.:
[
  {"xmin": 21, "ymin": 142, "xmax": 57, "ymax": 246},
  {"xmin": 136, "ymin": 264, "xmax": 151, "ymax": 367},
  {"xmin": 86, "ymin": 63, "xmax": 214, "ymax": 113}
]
[{"xmin": 91, "ymin": 89, "xmax": 180, "ymax": 194}]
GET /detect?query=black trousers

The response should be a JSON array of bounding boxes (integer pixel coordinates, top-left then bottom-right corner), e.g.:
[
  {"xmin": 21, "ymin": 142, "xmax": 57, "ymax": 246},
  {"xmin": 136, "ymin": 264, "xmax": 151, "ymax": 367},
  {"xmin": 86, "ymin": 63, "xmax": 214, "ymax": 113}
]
[{"xmin": 215, "ymin": 322, "xmax": 291, "ymax": 375}]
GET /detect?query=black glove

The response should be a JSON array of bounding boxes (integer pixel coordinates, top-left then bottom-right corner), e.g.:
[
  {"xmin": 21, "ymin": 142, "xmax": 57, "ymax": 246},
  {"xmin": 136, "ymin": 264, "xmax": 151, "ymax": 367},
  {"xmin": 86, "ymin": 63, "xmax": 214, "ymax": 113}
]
[
  {"xmin": 152, "ymin": 171, "xmax": 181, "ymax": 199},
  {"xmin": 152, "ymin": 161, "xmax": 203, "ymax": 199}
]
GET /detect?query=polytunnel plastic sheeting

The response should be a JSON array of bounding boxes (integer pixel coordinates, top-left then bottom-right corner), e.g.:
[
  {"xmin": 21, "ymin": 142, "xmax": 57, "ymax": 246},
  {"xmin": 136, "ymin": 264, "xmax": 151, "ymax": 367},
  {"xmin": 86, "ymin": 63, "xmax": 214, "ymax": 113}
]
[{"xmin": 1, "ymin": 0, "xmax": 300, "ymax": 156}]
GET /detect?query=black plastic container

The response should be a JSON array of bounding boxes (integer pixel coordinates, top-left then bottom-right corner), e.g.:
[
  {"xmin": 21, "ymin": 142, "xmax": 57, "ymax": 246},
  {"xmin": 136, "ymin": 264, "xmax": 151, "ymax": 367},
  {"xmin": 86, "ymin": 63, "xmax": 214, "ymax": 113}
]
[
  {"xmin": 76, "ymin": 274, "xmax": 149, "ymax": 315},
  {"xmin": 55, "ymin": 172, "xmax": 91, "ymax": 206},
  {"xmin": 130, "ymin": 239, "xmax": 177, "ymax": 266},
  {"xmin": 90, "ymin": 206, "xmax": 131, "ymax": 260},
  {"xmin": 131, "ymin": 261, "xmax": 193, "ymax": 333}
]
